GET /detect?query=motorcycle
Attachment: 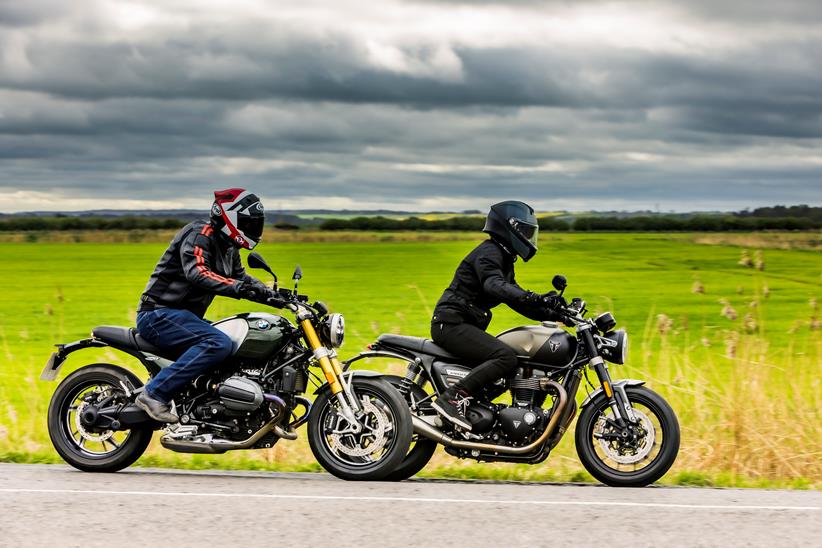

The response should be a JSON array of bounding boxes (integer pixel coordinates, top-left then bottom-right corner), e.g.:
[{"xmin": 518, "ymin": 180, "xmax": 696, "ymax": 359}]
[
  {"xmin": 345, "ymin": 275, "xmax": 680, "ymax": 486},
  {"xmin": 41, "ymin": 252, "xmax": 412, "ymax": 481}
]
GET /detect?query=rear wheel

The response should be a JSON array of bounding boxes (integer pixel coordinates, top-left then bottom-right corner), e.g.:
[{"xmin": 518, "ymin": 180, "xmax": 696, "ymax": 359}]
[
  {"xmin": 575, "ymin": 385, "xmax": 679, "ymax": 487},
  {"xmin": 382, "ymin": 375, "xmax": 437, "ymax": 481},
  {"xmin": 308, "ymin": 377, "xmax": 412, "ymax": 481},
  {"xmin": 47, "ymin": 364, "xmax": 154, "ymax": 473}
]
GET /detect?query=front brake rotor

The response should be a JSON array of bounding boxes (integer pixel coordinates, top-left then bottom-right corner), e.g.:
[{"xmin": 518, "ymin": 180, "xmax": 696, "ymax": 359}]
[
  {"xmin": 329, "ymin": 398, "xmax": 389, "ymax": 458},
  {"xmin": 595, "ymin": 408, "xmax": 656, "ymax": 465}
]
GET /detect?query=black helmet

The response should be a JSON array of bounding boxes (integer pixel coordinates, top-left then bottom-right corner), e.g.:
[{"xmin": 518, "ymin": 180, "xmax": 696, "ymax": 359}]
[
  {"xmin": 483, "ymin": 200, "xmax": 539, "ymax": 262},
  {"xmin": 211, "ymin": 188, "xmax": 265, "ymax": 249}
]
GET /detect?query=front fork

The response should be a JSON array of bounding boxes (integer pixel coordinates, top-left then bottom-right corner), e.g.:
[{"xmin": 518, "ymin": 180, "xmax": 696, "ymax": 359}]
[
  {"xmin": 299, "ymin": 316, "xmax": 363, "ymax": 432},
  {"xmin": 579, "ymin": 325, "xmax": 636, "ymax": 426}
]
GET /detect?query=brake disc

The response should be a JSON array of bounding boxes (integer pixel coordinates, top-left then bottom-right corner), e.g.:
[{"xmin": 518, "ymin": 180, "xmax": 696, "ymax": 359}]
[
  {"xmin": 596, "ymin": 408, "xmax": 656, "ymax": 465},
  {"xmin": 329, "ymin": 398, "xmax": 389, "ymax": 458},
  {"xmin": 74, "ymin": 402, "xmax": 114, "ymax": 443}
]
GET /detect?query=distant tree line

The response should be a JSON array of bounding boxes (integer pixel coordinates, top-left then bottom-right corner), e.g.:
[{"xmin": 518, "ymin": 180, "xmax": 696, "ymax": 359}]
[
  {"xmin": 569, "ymin": 215, "xmax": 819, "ymax": 231},
  {"xmin": 2, "ymin": 205, "xmax": 820, "ymax": 232},
  {"xmin": 737, "ymin": 205, "xmax": 822, "ymax": 221},
  {"xmin": 320, "ymin": 214, "xmax": 821, "ymax": 232},
  {"xmin": 0, "ymin": 216, "xmax": 186, "ymax": 231}
]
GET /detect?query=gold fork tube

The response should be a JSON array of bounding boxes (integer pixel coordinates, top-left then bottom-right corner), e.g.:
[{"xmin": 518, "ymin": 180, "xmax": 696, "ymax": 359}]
[{"xmin": 300, "ymin": 319, "xmax": 343, "ymax": 395}]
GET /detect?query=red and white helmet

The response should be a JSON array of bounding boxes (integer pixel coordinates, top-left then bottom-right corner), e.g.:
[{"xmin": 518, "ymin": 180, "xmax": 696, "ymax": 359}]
[{"xmin": 210, "ymin": 188, "xmax": 265, "ymax": 249}]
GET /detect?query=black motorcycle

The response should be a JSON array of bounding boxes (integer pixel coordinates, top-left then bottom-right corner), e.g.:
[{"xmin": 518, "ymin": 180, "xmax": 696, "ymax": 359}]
[
  {"xmin": 41, "ymin": 253, "xmax": 412, "ymax": 481},
  {"xmin": 346, "ymin": 275, "xmax": 680, "ymax": 486}
]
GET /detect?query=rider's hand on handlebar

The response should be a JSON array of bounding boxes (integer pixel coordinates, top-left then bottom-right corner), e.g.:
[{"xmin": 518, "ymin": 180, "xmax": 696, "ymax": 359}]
[
  {"xmin": 240, "ymin": 279, "xmax": 278, "ymax": 304},
  {"xmin": 542, "ymin": 291, "xmax": 568, "ymax": 311},
  {"xmin": 265, "ymin": 295, "xmax": 288, "ymax": 308}
]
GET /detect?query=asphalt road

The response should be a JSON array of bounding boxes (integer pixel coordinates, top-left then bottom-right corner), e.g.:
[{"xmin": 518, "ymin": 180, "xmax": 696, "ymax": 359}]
[{"xmin": 0, "ymin": 464, "xmax": 820, "ymax": 547}]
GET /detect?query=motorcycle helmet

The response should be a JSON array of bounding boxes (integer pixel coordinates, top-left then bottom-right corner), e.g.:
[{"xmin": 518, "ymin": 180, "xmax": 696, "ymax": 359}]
[
  {"xmin": 210, "ymin": 188, "xmax": 265, "ymax": 249},
  {"xmin": 483, "ymin": 200, "xmax": 539, "ymax": 261}
]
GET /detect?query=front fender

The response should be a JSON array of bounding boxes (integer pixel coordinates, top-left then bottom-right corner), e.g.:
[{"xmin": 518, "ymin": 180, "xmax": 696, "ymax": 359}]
[
  {"xmin": 312, "ymin": 369, "xmax": 388, "ymax": 395},
  {"xmin": 580, "ymin": 379, "xmax": 646, "ymax": 407}
]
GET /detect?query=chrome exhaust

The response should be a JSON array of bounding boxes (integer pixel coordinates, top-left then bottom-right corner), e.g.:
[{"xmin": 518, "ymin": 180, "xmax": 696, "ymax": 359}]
[{"xmin": 412, "ymin": 380, "xmax": 568, "ymax": 455}]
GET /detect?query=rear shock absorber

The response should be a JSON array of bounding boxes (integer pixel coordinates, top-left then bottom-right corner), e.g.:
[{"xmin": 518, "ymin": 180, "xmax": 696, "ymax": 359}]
[{"xmin": 397, "ymin": 361, "xmax": 422, "ymax": 397}]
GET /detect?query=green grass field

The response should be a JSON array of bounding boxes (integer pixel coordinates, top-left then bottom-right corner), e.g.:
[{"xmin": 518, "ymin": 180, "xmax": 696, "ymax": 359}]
[{"xmin": 0, "ymin": 232, "xmax": 820, "ymax": 487}]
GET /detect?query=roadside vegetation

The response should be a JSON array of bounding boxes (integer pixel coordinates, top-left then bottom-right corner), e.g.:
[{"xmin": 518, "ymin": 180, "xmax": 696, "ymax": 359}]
[{"xmin": 0, "ymin": 232, "xmax": 819, "ymax": 488}]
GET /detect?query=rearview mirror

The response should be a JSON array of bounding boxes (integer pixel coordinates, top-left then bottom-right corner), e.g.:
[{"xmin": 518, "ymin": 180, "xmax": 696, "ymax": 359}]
[
  {"xmin": 552, "ymin": 274, "xmax": 567, "ymax": 292},
  {"xmin": 293, "ymin": 265, "xmax": 303, "ymax": 281},
  {"xmin": 247, "ymin": 252, "xmax": 278, "ymax": 283}
]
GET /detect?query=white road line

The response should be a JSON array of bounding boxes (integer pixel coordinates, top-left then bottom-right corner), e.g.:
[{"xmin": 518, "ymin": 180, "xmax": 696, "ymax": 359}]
[{"xmin": 0, "ymin": 488, "xmax": 819, "ymax": 511}]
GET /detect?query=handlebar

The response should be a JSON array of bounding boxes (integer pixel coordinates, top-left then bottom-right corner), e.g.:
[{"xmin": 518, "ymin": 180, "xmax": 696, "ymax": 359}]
[{"xmin": 263, "ymin": 288, "xmax": 327, "ymax": 318}]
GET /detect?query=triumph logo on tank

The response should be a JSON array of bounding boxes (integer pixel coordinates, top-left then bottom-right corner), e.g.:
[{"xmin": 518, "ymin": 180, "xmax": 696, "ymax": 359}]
[{"xmin": 549, "ymin": 340, "xmax": 560, "ymax": 352}]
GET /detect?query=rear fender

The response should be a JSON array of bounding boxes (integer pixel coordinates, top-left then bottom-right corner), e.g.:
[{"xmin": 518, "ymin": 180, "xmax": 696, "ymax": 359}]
[
  {"xmin": 342, "ymin": 348, "xmax": 436, "ymax": 388},
  {"xmin": 40, "ymin": 338, "xmax": 168, "ymax": 381}
]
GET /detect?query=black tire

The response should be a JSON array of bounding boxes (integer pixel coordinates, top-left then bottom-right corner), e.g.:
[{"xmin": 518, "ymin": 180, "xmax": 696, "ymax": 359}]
[
  {"xmin": 47, "ymin": 364, "xmax": 154, "ymax": 473},
  {"xmin": 383, "ymin": 436, "xmax": 438, "ymax": 482},
  {"xmin": 575, "ymin": 385, "xmax": 679, "ymax": 487},
  {"xmin": 382, "ymin": 376, "xmax": 437, "ymax": 482},
  {"xmin": 308, "ymin": 377, "xmax": 412, "ymax": 481}
]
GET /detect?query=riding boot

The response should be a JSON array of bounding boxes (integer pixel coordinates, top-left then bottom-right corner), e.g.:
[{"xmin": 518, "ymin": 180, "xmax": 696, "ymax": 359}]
[{"xmin": 431, "ymin": 386, "xmax": 472, "ymax": 431}]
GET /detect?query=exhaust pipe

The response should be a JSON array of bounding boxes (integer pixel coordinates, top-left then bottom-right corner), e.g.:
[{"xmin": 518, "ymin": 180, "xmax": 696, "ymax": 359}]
[
  {"xmin": 412, "ymin": 380, "xmax": 568, "ymax": 455},
  {"xmin": 161, "ymin": 405, "xmax": 287, "ymax": 454}
]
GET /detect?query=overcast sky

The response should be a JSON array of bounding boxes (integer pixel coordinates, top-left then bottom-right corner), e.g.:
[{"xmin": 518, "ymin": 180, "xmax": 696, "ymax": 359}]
[{"xmin": 1, "ymin": 0, "xmax": 820, "ymax": 213}]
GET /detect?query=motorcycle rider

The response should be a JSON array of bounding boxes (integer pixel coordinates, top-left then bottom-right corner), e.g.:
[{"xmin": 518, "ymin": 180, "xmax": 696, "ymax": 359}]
[
  {"xmin": 430, "ymin": 200, "xmax": 564, "ymax": 430},
  {"xmin": 134, "ymin": 188, "xmax": 278, "ymax": 423}
]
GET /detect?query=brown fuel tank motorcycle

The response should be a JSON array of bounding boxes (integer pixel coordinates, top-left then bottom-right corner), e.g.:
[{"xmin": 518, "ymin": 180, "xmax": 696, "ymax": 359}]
[{"xmin": 345, "ymin": 275, "xmax": 680, "ymax": 487}]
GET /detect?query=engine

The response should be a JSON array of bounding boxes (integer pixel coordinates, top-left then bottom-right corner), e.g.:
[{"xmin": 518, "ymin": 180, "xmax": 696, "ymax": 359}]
[{"xmin": 217, "ymin": 377, "xmax": 264, "ymax": 411}]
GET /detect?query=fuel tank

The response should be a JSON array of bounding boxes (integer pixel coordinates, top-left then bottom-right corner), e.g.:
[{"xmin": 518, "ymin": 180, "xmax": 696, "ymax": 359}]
[
  {"xmin": 213, "ymin": 313, "xmax": 295, "ymax": 359},
  {"xmin": 496, "ymin": 323, "xmax": 578, "ymax": 367}
]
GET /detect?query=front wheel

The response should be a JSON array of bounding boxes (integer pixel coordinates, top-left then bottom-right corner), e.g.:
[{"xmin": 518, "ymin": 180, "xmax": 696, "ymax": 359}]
[
  {"xmin": 575, "ymin": 385, "xmax": 679, "ymax": 487},
  {"xmin": 308, "ymin": 377, "xmax": 412, "ymax": 481}
]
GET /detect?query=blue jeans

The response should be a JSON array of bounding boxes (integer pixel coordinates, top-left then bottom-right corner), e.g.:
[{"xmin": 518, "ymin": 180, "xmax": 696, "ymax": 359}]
[{"xmin": 136, "ymin": 308, "xmax": 233, "ymax": 404}]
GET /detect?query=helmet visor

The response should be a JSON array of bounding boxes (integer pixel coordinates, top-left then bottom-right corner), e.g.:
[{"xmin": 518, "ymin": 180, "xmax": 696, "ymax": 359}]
[
  {"xmin": 512, "ymin": 219, "xmax": 538, "ymax": 249},
  {"xmin": 238, "ymin": 215, "xmax": 265, "ymax": 242}
]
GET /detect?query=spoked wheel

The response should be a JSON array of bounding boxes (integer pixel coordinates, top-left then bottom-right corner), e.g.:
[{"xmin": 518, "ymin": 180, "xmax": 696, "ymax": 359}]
[
  {"xmin": 308, "ymin": 377, "xmax": 412, "ymax": 481},
  {"xmin": 48, "ymin": 364, "xmax": 154, "ymax": 472},
  {"xmin": 575, "ymin": 385, "xmax": 679, "ymax": 487}
]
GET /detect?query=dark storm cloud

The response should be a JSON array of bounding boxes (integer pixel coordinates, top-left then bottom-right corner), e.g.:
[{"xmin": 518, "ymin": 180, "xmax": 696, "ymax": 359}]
[{"xmin": 0, "ymin": 0, "xmax": 820, "ymax": 211}]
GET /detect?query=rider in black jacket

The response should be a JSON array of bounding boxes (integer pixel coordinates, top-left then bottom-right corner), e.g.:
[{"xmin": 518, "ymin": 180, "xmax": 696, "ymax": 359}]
[
  {"xmin": 430, "ymin": 201, "xmax": 563, "ymax": 430},
  {"xmin": 135, "ymin": 188, "xmax": 277, "ymax": 423}
]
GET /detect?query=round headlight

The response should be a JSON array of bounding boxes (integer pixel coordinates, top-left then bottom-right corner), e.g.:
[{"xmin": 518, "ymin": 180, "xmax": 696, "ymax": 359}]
[
  {"xmin": 325, "ymin": 313, "xmax": 345, "ymax": 348},
  {"xmin": 600, "ymin": 329, "xmax": 628, "ymax": 365}
]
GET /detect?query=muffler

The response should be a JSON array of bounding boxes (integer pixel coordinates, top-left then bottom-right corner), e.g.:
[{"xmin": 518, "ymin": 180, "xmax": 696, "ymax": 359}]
[{"xmin": 412, "ymin": 380, "xmax": 568, "ymax": 455}]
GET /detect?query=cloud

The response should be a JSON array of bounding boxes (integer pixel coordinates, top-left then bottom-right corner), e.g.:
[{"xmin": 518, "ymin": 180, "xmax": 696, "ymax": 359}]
[{"xmin": 0, "ymin": 0, "xmax": 820, "ymax": 212}]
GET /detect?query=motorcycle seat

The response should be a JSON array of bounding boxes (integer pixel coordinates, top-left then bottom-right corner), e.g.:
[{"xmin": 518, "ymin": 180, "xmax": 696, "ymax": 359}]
[
  {"xmin": 376, "ymin": 334, "xmax": 463, "ymax": 361},
  {"xmin": 92, "ymin": 326, "xmax": 180, "ymax": 360}
]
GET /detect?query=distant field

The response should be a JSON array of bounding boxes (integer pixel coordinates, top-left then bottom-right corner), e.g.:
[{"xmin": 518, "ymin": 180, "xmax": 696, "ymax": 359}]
[{"xmin": 0, "ymin": 232, "xmax": 819, "ymax": 487}]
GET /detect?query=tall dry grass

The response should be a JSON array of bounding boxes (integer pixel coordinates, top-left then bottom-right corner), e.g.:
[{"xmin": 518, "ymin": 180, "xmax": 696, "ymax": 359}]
[{"xmin": 628, "ymin": 296, "xmax": 822, "ymax": 485}]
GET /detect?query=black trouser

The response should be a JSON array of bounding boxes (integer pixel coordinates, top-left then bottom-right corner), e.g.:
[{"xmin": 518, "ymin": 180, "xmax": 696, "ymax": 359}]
[{"xmin": 431, "ymin": 322, "xmax": 518, "ymax": 395}]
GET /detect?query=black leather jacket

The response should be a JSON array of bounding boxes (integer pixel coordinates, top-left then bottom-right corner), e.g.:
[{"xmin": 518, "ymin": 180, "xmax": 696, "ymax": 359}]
[
  {"xmin": 137, "ymin": 220, "xmax": 256, "ymax": 318},
  {"xmin": 432, "ymin": 239, "xmax": 556, "ymax": 330}
]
